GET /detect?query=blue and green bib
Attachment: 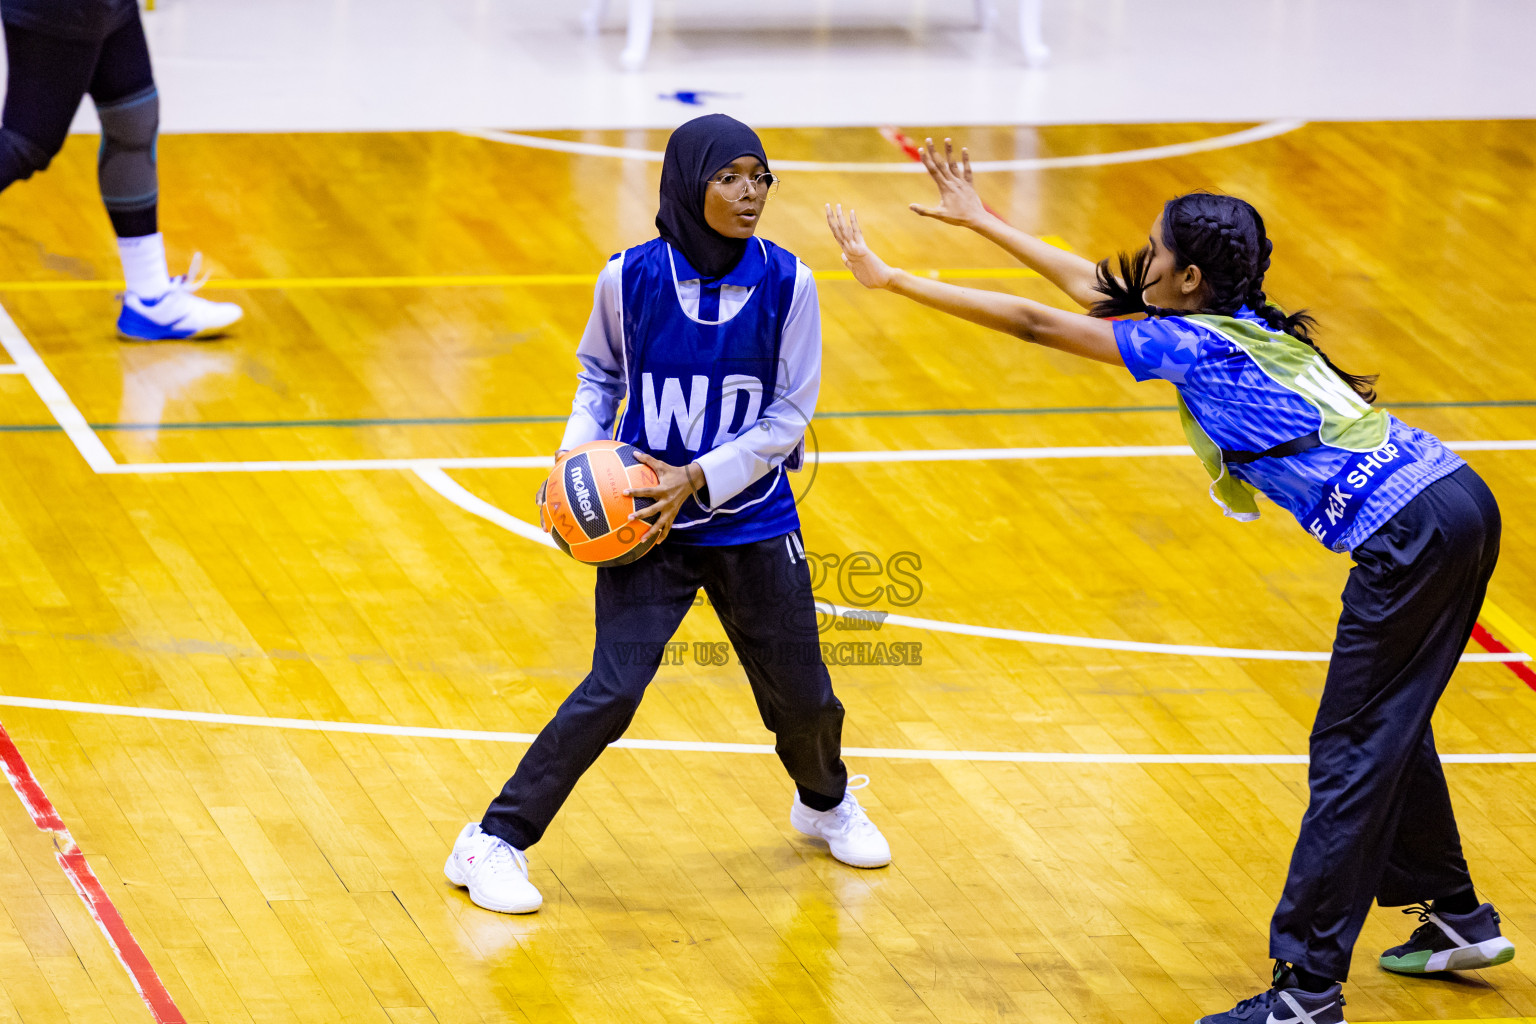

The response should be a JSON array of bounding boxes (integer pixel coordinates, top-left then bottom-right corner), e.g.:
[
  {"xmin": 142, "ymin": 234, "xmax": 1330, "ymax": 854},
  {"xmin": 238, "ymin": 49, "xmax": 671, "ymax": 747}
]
[{"xmin": 1113, "ymin": 309, "xmax": 1465, "ymax": 552}]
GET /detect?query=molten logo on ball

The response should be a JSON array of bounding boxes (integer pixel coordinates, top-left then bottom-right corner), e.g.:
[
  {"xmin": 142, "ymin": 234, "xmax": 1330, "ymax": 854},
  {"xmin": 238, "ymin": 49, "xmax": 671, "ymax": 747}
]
[
  {"xmin": 569, "ymin": 465, "xmax": 598, "ymax": 523},
  {"xmin": 541, "ymin": 440, "xmax": 662, "ymax": 567}
]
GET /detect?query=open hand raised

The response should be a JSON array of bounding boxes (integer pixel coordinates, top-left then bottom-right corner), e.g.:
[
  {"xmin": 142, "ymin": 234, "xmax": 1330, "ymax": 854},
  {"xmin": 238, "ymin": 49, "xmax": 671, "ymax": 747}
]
[
  {"xmin": 825, "ymin": 203, "xmax": 896, "ymax": 290},
  {"xmin": 909, "ymin": 137, "xmax": 989, "ymax": 228}
]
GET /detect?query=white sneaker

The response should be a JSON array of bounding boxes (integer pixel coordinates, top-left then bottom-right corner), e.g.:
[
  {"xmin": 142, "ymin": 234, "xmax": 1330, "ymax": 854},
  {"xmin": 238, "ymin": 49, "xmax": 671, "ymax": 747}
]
[
  {"xmin": 118, "ymin": 253, "xmax": 243, "ymax": 341},
  {"xmin": 789, "ymin": 775, "xmax": 891, "ymax": 868},
  {"xmin": 443, "ymin": 823, "xmax": 542, "ymax": 913}
]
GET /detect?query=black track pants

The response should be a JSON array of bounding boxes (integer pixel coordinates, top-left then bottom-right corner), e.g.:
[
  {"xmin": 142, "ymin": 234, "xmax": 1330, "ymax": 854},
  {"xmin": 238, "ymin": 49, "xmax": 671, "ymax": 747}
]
[
  {"xmin": 482, "ymin": 530, "xmax": 849, "ymax": 850},
  {"xmin": 1270, "ymin": 465, "xmax": 1500, "ymax": 980}
]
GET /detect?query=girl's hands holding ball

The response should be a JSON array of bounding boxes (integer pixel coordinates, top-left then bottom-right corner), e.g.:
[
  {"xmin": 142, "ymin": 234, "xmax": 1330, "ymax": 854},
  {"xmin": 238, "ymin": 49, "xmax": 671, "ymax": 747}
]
[
  {"xmin": 825, "ymin": 203, "xmax": 896, "ymax": 290},
  {"xmin": 624, "ymin": 450, "xmax": 705, "ymax": 545},
  {"xmin": 536, "ymin": 449, "xmax": 567, "ymax": 530}
]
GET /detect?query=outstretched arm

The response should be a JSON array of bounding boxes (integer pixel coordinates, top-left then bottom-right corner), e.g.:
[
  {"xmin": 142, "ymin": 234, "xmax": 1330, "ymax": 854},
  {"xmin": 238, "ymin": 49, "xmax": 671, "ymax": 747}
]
[
  {"xmin": 909, "ymin": 139, "xmax": 1105, "ymax": 311},
  {"xmin": 827, "ymin": 204, "xmax": 1121, "ymax": 366}
]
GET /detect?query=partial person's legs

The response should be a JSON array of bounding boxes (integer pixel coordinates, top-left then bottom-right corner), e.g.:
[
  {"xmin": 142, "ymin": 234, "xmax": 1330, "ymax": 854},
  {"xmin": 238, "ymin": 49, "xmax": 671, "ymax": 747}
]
[
  {"xmin": 86, "ymin": 14, "xmax": 158, "ymax": 240},
  {"xmin": 701, "ymin": 531, "xmax": 889, "ymax": 868},
  {"xmin": 1269, "ymin": 466, "xmax": 1501, "ymax": 983},
  {"xmin": 0, "ymin": 24, "xmax": 98, "ymax": 191},
  {"xmin": 1376, "ymin": 726, "xmax": 1473, "ymax": 909},
  {"xmin": 702, "ymin": 532, "xmax": 847, "ymax": 806},
  {"xmin": 448, "ymin": 543, "xmax": 703, "ymax": 913},
  {"xmin": 1373, "ymin": 469, "xmax": 1513, "ymax": 973},
  {"xmin": 88, "ymin": 9, "xmax": 242, "ymax": 340},
  {"xmin": 1372, "ymin": 721, "xmax": 1513, "ymax": 973},
  {"xmin": 480, "ymin": 543, "xmax": 703, "ymax": 850},
  {"xmin": 1197, "ymin": 467, "xmax": 1502, "ymax": 1024}
]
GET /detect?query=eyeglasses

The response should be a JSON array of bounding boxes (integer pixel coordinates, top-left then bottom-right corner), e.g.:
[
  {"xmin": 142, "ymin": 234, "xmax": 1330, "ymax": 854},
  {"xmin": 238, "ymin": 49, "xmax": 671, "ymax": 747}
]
[{"xmin": 705, "ymin": 172, "xmax": 781, "ymax": 202}]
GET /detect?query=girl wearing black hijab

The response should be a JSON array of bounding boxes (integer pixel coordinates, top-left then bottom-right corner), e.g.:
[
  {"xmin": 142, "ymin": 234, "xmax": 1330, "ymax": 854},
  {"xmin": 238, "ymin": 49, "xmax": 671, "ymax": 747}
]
[{"xmin": 445, "ymin": 114, "xmax": 891, "ymax": 914}]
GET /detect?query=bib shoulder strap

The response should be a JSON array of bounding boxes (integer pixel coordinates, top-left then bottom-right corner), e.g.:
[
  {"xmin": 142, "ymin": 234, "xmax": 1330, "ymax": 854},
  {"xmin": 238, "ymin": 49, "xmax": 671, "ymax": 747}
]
[{"xmin": 1221, "ymin": 430, "xmax": 1323, "ymax": 465}]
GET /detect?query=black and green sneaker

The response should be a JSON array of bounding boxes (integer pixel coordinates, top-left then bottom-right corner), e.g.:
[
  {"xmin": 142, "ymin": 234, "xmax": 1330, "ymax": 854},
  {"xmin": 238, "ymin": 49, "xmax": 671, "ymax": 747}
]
[{"xmin": 1381, "ymin": 902, "xmax": 1515, "ymax": 974}]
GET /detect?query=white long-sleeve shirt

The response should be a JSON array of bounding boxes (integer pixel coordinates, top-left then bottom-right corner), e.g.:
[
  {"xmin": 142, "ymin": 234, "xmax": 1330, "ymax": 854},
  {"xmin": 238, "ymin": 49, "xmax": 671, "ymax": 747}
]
[{"xmin": 558, "ymin": 247, "xmax": 821, "ymax": 509}]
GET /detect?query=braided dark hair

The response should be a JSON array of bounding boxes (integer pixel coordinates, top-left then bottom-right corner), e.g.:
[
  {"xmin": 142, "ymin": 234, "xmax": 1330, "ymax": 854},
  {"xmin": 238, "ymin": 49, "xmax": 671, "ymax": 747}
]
[{"xmin": 1091, "ymin": 192, "xmax": 1377, "ymax": 402}]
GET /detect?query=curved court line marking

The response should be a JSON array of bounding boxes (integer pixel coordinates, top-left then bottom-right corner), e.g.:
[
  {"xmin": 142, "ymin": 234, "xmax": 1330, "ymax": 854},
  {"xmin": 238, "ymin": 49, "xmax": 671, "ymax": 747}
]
[
  {"xmin": 461, "ymin": 119, "xmax": 1307, "ymax": 174},
  {"xmin": 420, "ymin": 467, "xmax": 1528, "ymax": 665},
  {"xmin": 4, "ymin": 694, "xmax": 1535, "ymax": 765},
  {"xmin": 415, "ymin": 465, "xmax": 558, "ymax": 549}
]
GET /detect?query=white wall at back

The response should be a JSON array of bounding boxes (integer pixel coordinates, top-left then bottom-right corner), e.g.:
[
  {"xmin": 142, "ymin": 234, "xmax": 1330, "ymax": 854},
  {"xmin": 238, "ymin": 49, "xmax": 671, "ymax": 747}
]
[{"xmin": 24, "ymin": 0, "xmax": 1536, "ymax": 134}]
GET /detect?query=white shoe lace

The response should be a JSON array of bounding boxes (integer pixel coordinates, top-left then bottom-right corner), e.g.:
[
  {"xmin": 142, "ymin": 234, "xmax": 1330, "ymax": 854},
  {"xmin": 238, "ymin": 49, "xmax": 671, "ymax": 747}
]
[
  {"xmin": 479, "ymin": 835, "xmax": 527, "ymax": 880},
  {"xmin": 117, "ymin": 253, "xmax": 213, "ymax": 304},
  {"xmin": 171, "ymin": 252, "xmax": 212, "ymax": 294},
  {"xmin": 830, "ymin": 775, "xmax": 880, "ymax": 839}
]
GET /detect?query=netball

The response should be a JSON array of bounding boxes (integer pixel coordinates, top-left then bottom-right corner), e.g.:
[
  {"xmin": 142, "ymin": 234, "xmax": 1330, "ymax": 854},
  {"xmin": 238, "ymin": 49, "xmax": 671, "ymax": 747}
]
[{"xmin": 541, "ymin": 440, "xmax": 661, "ymax": 566}]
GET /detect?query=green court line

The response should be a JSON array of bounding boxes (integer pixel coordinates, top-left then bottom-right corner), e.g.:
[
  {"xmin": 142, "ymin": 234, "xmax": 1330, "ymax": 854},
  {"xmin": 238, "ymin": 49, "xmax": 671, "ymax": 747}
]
[{"xmin": 0, "ymin": 399, "xmax": 1529, "ymax": 434}]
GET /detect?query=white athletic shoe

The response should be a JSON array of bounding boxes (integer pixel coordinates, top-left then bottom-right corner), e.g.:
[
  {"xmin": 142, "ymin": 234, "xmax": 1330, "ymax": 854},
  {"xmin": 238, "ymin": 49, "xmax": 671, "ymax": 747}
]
[
  {"xmin": 443, "ymin": 823, "xmax": 543, "ymax": 913},
  {"xmin": 118, "ymin": 254, "xmax": 243, "ymax": 341},
  {"xmin": 790, "ymin": 774, "xmax": 891, "ymax": 868}
]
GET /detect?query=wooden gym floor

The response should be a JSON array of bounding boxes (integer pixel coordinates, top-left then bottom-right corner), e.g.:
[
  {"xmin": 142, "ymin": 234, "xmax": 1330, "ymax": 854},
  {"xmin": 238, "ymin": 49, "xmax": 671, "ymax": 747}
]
[{"xmin": 0, "ymin": 119, "xmax": 1534, "ymax": 1024}]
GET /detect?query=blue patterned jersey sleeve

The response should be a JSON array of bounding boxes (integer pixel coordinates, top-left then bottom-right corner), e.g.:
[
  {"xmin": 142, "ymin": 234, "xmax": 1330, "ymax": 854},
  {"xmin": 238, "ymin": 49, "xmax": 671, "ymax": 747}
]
[{"xmin": 1112, "ymin": 316, "xmax": 1206, "ymax": 385}]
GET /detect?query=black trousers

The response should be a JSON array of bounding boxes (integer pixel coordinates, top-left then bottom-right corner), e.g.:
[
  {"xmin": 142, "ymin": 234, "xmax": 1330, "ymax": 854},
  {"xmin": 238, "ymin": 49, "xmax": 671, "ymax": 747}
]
[
  {"xmin": 482, "ymin": 530, "xmax": 849, "ymax": 850},
  {"xmin": 1270, "ymin": 465, "xmax": 1500, "ymax": 980},
  {"xmin": 1, "ymin": 13, "xmax": 156, "ymax": 236}
]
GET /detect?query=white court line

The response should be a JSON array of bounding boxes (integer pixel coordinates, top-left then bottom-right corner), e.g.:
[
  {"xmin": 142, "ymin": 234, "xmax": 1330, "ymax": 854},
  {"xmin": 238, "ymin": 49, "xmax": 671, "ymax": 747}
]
[
  {"xmin": 96, "ymin": 447, "xmax": 1185, "ymax": 474},
  {"xmin": 812, "ymin": 440, "xmax": 1536, "ymax": 463},
  {"xmin": 461, "ymin": 120, "xmax": 1308, "ymax": 174},
  {"xmin": 3, "ymin": 694, "xmax": 1534, "ymax": 764},
  {"xmin": 89, "ymin": 438, "xmax": 1536, "ymax": 475},
  {"xmin": 868, "ymin": 604, "xmax": 1525, "ymax": 663},
  {"xmin": 818, "ymin": 444, "xmax": 1193, "ymax": 463},
  {"xmin": 414, "ymin": 465, "xmax": 557, "ymax": 549},
  {"xmin": 0, "ymin": 302, "xmax": 115, "ymax": 472},
  {"xmin": 1443, "ymin": 439, "xmax": 1536, "ymax": 452},
  {"xmin": 98, "ymin": 454, "xmax": 556, "ymax": 475},
  {"xmin": 0, "ymin": 363, "xmax": 26, "ymax": 374},
  {"xmin": 421, "ymin": 467, "xmax": 1527, "ymax": 664}
]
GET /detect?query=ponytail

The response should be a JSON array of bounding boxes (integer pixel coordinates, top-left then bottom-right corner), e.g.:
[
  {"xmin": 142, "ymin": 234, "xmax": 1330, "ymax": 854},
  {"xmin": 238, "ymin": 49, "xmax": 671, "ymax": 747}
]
[
  {"xmin": 1089, "ymin": 247, "xmax": 1152, "ymax": 319},
  {"xmin": 1246, "ymin": 288, "xmax": 1376, "ymax": 403},
  {"xmin": 1092, "ymin": 192, "xmax": 1378, "ymax": 403}
]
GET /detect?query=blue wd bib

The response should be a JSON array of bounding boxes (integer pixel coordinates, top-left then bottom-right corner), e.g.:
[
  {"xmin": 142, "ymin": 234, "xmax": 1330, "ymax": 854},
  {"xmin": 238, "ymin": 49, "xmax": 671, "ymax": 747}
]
[{"xmin": 613, "ymin": 237, "xmax": 802, "ymax": 545}]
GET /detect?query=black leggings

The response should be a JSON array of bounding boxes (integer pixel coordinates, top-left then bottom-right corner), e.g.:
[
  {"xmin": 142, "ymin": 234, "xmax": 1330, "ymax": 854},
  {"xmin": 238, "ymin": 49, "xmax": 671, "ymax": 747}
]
[{"xmin": 0, "ymin": 14, "xmax": 156, "ymax": 236}]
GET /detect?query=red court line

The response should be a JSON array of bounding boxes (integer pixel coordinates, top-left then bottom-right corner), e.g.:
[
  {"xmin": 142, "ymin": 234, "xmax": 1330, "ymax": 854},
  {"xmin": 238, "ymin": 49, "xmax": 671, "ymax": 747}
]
[
  {"xmin": 0, "ymin": 722, "xmax": 187, "ymax": 1024},
  {"xmin": 1471, "ymin": 623, "xmax": 1536, "ymax": 692},
  {"xmin": 879, "ymin": 125, "xmax": 925, "ymax": 162},
  {"xmin": 879, "ymin": 126, "xmax": 1006, "ymax": 220}
]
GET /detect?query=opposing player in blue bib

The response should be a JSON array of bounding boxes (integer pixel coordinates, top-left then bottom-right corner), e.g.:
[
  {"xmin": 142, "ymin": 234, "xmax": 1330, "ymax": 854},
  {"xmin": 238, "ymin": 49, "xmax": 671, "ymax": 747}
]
[
  {"xmin": 445, "ymin": 115, "xmax": 890, "ymax": 916},
  {"xmin": 828, "ymin": 141, "xmax": 1513, "ymax": 1024}
]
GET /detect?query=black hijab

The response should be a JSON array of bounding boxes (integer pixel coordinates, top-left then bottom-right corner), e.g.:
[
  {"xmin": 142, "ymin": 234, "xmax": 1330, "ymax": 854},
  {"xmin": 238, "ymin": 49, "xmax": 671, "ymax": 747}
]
[{"xmin": 655, "ymin": 114, "xmax": 769, "ymax": 281}]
